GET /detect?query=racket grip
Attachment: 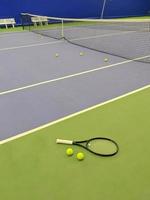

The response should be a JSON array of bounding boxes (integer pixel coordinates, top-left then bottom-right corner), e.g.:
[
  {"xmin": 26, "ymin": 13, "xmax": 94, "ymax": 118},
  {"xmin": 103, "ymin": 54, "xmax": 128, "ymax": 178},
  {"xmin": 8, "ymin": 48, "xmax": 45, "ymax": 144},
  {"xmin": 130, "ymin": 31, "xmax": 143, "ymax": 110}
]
[{"xmin": 56, "ymin": 139, "xmax": 73, "ymax": 145}]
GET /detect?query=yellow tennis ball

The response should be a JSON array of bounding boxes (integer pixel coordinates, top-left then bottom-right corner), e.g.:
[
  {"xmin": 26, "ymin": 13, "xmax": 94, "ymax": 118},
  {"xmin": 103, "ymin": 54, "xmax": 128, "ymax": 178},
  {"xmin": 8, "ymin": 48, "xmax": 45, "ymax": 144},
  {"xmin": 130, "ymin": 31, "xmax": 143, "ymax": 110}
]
[
  {"xmin": 66, "ymin": 148, "xmax": 74, "ymax": 156},
  {"xmin": 55, "ymin": 53, "xmax": 59, "ymax": 57},
  {"xmin": 77, "ymin": 152, "xmax": 85, "ymax": 161},
  {"xmin": 104, "ymin": 58, "xmax": 109, "ymax": 62},
  {"xmin": 80, "ymin": 52, "xmax": 84, "ymax": 56}
]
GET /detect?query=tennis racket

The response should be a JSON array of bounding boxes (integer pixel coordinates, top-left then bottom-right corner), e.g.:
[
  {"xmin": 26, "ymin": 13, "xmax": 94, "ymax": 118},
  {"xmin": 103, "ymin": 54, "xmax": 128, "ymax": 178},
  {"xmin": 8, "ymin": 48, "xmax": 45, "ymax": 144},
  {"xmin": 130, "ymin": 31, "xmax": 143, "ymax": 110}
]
[{"xmin": 56, "ymin": 137, "xmax": 119, "ymax": 157}]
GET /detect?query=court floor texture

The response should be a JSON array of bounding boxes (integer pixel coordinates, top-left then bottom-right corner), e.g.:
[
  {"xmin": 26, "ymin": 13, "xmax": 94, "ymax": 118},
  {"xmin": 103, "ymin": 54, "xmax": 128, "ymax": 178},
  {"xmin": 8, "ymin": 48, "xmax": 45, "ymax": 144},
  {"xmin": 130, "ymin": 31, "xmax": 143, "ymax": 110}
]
[{"xmin": 0, "ymin": 30, "xmax": 150, "ymax": 200}]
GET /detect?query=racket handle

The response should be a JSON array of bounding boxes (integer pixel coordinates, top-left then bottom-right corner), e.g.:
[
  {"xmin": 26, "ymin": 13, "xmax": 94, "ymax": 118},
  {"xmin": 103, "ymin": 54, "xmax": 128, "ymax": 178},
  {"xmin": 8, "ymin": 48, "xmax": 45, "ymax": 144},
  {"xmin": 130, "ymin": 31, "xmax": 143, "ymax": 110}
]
[{"xmin": 56, "ymin": 139, "xmax": 73, "ymax": 145}]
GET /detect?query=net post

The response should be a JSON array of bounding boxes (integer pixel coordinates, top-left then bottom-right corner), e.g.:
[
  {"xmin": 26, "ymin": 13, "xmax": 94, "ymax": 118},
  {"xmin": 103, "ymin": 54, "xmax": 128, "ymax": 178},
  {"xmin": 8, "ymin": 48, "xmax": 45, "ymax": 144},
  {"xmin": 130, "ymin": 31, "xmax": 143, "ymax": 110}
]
[
  {"xmin": 20, "ymin": 13, "xmax": 24, "ymax": 30},
  {"xmin": 61, "ymin": 19, "xmax": 64, "ymax": 38}
]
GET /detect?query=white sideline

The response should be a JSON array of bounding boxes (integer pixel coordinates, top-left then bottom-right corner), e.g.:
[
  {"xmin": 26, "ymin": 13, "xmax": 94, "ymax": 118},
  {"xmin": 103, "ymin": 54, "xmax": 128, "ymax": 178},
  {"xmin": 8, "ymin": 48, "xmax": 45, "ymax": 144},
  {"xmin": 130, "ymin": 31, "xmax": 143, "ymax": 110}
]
[
  {"xmin": 0, "ymin": 84, "xmax": 149, "ymax": 144},
  {"xmin": 0, "ymin": 29, "xmax": 138, "ymax": 52},
  {"xmin": 0, "ymin": 54, "xmax": 150, "ymax": 96}
]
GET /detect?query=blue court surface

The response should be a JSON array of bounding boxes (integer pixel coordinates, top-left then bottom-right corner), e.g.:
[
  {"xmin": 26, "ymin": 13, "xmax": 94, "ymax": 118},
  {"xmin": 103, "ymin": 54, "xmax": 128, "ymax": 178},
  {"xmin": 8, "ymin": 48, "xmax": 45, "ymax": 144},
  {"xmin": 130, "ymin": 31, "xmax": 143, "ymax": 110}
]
[
  {"xmin": 0, "ymin": 24, "xmax": 150, "ymax": 200},
  {"xmin": 0, "ymin": 30, "xmax": 150, "ymax": 142}
]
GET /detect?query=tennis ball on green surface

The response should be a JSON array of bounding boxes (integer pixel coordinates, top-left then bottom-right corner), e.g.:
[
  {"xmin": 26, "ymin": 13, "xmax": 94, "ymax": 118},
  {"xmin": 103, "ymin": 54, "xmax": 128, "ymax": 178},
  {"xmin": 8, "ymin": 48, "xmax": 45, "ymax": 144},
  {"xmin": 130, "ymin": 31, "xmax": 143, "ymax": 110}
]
[
  {"xmin": 55, "ymin": 53, "xmax": 59, "ymax": 57},
  {"xmin": 76, "ymin": 152, "xmax": 85, "ymax": 161},
  {"xmin": 66, "ymin": 148, "xmax": 74, "ymax": 156},
  {"xmin": 104, "ymin": 58, "xmax": 109, "ymax": 62},
  {"xmin": 80, "ymin": 52, "xmax": 84, "ymax": 56}
]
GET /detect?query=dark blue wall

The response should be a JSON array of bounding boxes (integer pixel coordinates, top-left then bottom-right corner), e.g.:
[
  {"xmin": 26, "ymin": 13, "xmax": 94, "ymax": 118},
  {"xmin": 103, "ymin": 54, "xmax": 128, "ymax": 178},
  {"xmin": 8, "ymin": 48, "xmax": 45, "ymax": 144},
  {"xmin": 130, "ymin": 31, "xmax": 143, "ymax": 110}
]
[
  {"xmin": 0, "ymin": 0, "xmax": 150, "ymax": 24},
  {"xmin": 104, "ymin": 0, "xmax": 150, "ymax": 18},
  {"xmin": 0, "ymin": 0, "xmax": 101, "ymax": 23},
  {"xmin": 147, "ymin": 0, "xmax": 150, "ymax": 15}
]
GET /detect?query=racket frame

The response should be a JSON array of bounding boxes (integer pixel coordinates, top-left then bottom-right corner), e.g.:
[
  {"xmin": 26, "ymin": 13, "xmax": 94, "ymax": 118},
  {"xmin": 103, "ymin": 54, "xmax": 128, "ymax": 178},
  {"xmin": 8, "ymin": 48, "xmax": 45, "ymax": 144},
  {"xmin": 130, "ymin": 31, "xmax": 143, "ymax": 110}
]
[{"xmin": 56, "ymin": 137, "xmax": 119, "ymax": 157}]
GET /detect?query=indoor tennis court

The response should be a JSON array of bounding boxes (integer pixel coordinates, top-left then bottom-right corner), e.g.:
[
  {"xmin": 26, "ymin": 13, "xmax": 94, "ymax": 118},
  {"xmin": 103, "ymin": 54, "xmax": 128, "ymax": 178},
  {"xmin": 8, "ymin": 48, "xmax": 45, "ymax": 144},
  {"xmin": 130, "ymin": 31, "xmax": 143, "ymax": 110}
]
[{"xmin": 0, "ymin": 1, "xmax": 150, "ymax": 200}]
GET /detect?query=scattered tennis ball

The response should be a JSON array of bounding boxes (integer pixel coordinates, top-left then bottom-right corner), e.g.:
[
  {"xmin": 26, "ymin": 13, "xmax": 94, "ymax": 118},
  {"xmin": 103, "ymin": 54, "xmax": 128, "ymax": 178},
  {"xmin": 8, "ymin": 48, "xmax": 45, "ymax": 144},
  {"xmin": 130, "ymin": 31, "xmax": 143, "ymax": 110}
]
[
  {"xmin": 55, "ymin": 53, "xmax": 59, "ymax": 57},
  {"xmin": 104, "ymin": 58, "xmax": 109, "ymax": 62},
  {"xmin": 80, "ymin": 52, "xmax": 84, "ymax": 56},
  {"xmin": 66, "ymin": 148, "xmax": 74, "ymax": 156},
  {"xmin": 77, "ymin": 152, "xmax": 85, "ymax": 161}
]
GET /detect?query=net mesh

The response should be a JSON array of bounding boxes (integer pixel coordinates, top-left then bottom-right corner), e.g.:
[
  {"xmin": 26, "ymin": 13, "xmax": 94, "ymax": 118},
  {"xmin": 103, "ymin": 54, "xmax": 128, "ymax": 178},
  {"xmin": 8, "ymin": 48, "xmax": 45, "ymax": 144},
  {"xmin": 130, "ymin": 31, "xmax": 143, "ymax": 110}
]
[{"xmin": 21, "ymin": 13, "xmax": 150, "ymax": 63}]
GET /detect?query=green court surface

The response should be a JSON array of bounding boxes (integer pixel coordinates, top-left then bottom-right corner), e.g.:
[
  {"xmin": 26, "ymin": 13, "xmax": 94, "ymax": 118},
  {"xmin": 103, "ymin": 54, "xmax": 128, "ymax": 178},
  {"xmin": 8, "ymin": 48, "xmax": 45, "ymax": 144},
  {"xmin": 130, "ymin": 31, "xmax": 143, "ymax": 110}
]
[
  {"xmin": 0, "ymin": 16, "xmax": 150, "ymax": 34},
  {"xmin": 0, "ymin": 26, "xmax": 23, "ymax": 33},
  {"xmin": 0, "ymin": 87, "xmax": 150, "ymax": 200}
]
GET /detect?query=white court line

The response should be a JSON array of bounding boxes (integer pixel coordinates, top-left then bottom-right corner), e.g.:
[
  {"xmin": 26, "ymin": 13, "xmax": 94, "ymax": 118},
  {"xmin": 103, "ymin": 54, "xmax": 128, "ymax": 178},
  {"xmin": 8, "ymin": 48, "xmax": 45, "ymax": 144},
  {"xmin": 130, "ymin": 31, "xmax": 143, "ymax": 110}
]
[
  {"xmin": 0, "ymin": 40, "xmax": 63, "ymax": 52},
  {"xmin": 70, "ymin": 30, "xmax": 136, "ymax": 42},
  {"xmin": 0, "ymin": 30, "xmax": 136, "ymax": 52},
  {"xmin": 0, "ymin": 84, "xmax": 150, "ymax": 144},
  {"xmin": 0, "ymin": 54, "xmax": 150, "ymax": 96}
]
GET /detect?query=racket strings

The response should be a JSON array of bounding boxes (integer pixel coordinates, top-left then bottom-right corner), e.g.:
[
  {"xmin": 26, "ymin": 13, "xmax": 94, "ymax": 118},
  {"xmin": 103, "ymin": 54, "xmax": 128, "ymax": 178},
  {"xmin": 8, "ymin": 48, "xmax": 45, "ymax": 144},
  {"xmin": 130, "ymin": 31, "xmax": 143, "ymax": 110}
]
[{"xmin": 87, "ymin": 138, "xmax": 119, "ymax": 156}]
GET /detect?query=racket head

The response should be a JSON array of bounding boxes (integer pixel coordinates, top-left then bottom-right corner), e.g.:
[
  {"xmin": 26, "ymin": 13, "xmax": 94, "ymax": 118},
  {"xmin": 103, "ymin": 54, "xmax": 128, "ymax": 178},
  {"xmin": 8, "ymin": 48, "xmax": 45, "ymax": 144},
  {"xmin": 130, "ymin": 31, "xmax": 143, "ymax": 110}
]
[{"xmin": 85, "ymin": 137, "xmax": 119, "ymax": 156}]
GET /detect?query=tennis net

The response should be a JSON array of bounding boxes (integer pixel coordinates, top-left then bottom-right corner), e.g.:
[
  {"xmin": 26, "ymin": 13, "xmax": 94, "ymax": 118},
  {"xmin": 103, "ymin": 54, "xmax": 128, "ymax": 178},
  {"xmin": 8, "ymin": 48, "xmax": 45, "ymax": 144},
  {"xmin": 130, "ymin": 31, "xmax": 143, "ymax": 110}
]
[{"xmin": 21, "ymin": 13, "xmax": 150, "ymax": 63}]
